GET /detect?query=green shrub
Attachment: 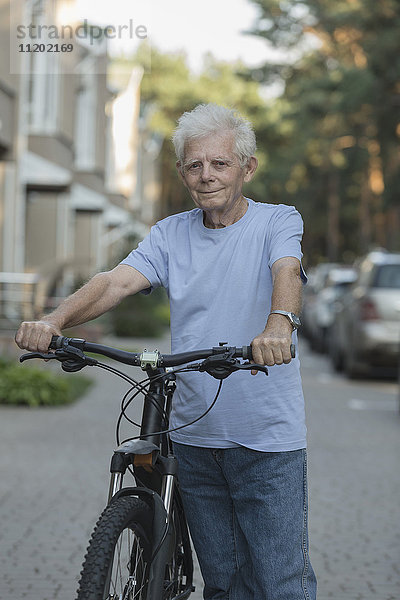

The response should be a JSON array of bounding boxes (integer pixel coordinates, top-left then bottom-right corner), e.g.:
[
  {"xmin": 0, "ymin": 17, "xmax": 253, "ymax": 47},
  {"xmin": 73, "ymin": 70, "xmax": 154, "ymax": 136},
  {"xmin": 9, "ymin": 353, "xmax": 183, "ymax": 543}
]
[
  {"xmin": 0, "ymin": 356, "xmax": 11, "ymax": 369},
  {"xmin": 111, "ymin": 287, "xmax": 170, "ymax": 337},
  {"xmin": 0, "ymin": 360, "xmax": 92, "ymax": 407}
]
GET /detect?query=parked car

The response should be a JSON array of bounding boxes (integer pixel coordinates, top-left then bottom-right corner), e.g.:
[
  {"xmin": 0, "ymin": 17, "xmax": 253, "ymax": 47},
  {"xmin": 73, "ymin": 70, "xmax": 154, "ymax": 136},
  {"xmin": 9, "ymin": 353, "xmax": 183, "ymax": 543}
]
[
  {"xmin": 301, "ymin": 262, "xmax": 340, "ymax": 347},
  {"xmin": 302, "ymin": 263, "xmax": 357, "ymax": 353},
  {"xmin": 398, "ymin": 350, "xmax": 400, "ymax": 413},
  {"xmin": 329, "ymin": 250, "xmax": 400, "ymax": 378}
]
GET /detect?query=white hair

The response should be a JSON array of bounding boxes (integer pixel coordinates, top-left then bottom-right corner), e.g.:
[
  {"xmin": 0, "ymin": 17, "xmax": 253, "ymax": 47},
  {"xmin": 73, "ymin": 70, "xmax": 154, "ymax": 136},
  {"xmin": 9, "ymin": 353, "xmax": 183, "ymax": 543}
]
[{"xmin": 172, "ymin": 103, "xmax": 257, "ymax": 168}]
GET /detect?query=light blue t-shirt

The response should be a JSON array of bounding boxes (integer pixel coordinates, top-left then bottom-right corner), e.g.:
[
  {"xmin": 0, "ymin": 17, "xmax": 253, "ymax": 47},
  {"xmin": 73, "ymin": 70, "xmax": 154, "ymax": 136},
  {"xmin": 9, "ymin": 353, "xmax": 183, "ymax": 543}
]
[{"xmin": 121, "ymin": 199, "xmax": 307, "ymax": 451}]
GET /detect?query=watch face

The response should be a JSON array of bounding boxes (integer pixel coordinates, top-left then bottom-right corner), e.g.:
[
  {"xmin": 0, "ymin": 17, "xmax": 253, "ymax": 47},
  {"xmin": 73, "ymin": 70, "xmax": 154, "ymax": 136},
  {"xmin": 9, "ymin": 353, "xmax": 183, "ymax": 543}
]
[{"xmin": 291, "ymin": 313, "xmax": 301, "ymax": 328}]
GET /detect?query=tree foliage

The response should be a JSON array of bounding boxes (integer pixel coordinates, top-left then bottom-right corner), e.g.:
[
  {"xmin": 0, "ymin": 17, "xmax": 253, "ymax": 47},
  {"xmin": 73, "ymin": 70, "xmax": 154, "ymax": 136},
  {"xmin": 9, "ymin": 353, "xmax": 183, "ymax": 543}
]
[
  {"xmin": 248, "ymin": 0, "xmax": 400, "ymax": 262},
  {"xmin": 121, "ymin": 2, "xmax": 399, "ymax": 264}
]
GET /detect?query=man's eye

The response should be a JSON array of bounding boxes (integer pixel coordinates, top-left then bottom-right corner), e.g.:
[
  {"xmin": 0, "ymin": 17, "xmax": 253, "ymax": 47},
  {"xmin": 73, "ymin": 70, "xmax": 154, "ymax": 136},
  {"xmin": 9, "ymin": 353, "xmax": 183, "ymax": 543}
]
[
  {"xmin": 214, "ymin": 161, "xmax": 226, "ymax": 168},
  {"xmin": 188, "ymin": 163, "xmax": 200, "ymax": 170}
]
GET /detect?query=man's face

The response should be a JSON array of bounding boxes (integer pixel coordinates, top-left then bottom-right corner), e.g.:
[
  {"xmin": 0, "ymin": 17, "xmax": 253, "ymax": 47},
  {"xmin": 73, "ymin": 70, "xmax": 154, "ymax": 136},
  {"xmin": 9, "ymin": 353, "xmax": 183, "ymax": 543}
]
[{"xmin": 177, "ymin": 131, "xmax": 256, "ymax": 214}]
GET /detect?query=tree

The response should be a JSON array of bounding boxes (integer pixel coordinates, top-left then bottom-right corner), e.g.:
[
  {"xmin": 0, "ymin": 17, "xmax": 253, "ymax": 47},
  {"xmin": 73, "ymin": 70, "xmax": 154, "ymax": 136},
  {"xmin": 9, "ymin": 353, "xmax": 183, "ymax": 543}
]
[{"xmin": 248, "ymin": 0, "xmax": 400, "ymax": 262}]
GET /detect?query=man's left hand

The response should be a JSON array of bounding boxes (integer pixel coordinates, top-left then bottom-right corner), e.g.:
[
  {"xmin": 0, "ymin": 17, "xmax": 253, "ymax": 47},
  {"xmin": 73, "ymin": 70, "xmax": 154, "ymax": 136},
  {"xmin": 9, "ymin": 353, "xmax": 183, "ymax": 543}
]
[{"xmin": 250, "ymin": 319, "xmax": 293, "ymax": 374}]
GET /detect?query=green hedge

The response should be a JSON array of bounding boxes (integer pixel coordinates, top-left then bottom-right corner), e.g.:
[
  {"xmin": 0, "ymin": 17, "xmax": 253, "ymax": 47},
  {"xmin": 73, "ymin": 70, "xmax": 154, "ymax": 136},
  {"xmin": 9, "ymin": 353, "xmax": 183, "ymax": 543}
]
[
  {"xmin": 111, "ymin": 287, "xmax": 170, "ymax": 337},
  {"xmin": 0, "ymin": 359, "xmax": 92, "ymax": 407}
]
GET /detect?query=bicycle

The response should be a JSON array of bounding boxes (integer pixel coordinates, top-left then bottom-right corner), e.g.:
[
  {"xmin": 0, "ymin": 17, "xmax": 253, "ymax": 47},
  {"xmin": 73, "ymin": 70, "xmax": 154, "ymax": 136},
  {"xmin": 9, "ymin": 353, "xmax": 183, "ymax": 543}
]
[{"xmin": 20, "ymin": 335, "xmax": 292, "ymax": 600}]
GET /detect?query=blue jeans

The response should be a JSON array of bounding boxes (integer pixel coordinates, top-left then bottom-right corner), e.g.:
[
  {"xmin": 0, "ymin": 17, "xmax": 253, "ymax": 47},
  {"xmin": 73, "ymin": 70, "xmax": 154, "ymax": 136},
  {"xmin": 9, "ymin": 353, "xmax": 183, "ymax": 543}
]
[{"xmin": 173, "ymin": 444, "xmax": 317, "ymax": 600}]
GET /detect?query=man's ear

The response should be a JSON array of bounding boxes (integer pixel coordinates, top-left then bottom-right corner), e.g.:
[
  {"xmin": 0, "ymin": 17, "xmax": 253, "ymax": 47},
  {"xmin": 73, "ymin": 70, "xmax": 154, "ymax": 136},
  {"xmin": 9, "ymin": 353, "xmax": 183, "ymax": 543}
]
[
  {"xmin": 243, "ymin": 156, "xmax": 258, "ymax": 183},
  {"xmin": 176, "ymin": 161, "xmax": 188, "ymax": 187}
]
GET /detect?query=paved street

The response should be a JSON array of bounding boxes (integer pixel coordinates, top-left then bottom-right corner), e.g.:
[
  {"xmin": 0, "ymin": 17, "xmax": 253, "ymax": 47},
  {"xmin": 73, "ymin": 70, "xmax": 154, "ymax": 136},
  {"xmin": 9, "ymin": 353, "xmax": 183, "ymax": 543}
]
[
  {"xmin": 303, "ymin": 346, "xmax": 400, "ymax": 600},
  {"xmin": 0, "ymin": 336, "xmax": 399, "ymax": 599}
]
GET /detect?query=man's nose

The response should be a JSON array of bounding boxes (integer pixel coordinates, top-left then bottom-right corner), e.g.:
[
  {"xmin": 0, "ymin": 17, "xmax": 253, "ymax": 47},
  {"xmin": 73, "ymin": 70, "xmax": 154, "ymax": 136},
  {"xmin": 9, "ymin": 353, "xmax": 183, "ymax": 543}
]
[{"xmin": 200, "ymin": 162, "xmax": 215, "ymax": 181}]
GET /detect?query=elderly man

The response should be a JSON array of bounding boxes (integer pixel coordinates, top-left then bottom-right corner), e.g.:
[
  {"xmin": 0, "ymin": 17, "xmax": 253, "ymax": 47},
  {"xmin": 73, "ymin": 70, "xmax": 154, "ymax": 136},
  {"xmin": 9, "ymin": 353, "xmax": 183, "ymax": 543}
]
[{"xmin": 16, "ymin": 103, "xmax": 316, "ymax": 599}]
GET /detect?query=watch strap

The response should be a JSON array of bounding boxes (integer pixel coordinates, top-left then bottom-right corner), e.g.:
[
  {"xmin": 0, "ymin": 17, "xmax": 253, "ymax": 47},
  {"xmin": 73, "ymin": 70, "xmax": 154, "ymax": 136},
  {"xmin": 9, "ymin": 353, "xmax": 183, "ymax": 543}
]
[{"xmin": 269, "ymin": 310, "xmax": 300, "ymax": 330}]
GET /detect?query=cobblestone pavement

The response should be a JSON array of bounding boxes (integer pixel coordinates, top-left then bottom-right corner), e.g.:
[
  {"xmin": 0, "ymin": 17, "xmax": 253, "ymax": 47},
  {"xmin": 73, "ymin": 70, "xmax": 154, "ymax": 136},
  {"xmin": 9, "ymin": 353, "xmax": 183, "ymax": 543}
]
[
  {"xmin": 0, "ymin": 336, "xmax": 399, "ymax": 599},
  {"xmin": 302, "ymin": 346, "xmax": 400, "ymax": 600}
]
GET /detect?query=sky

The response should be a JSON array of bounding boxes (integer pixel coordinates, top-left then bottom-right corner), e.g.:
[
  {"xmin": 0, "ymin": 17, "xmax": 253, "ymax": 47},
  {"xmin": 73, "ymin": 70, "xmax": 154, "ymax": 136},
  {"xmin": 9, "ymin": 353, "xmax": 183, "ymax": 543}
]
[{"xmin": 73, "ymin": 0, "xmax": 274, "ymax": 72}]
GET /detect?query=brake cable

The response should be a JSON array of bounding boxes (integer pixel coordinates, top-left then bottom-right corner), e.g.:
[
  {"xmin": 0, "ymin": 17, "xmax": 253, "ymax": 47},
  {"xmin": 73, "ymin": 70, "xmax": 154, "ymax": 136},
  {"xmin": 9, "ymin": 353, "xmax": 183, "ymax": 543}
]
[
  {"xmin": 20, "ymin": 346, "xmax": 267, "ymax": 442},
  {"xmin": 122, "ymin": 378, "xmax": 224, "ymax": 443}
]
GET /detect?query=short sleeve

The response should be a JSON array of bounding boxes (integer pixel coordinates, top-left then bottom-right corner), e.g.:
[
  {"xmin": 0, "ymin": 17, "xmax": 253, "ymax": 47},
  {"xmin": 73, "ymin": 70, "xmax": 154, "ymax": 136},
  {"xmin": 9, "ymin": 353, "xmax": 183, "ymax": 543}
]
[
  {"xmin": 267, "ymin": 205, "xmax": 307, "ymax": 282},
  {"xmin": 120, "ymin": 223, "xmax": 168, "ymax": 293}
]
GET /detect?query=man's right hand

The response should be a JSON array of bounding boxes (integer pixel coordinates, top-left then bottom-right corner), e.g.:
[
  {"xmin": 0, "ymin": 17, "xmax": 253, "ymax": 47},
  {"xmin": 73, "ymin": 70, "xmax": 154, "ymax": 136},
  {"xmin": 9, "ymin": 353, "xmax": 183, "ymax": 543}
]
[{"xmin": 15, "ymin": 320, "xmax": 62, "ymax": 353}]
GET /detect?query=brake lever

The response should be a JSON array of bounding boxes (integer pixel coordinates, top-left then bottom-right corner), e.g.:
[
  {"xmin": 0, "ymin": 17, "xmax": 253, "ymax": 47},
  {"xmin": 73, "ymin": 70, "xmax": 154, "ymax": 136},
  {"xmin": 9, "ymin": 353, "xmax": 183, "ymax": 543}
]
[
  {"xmin": 198, "ymin": 354, "xmax": 269, "ymax": 379},
  {"xmin": 20, "ymin": 352, "xmax": 58, "ymax": 362},
  {"xmin": 235, "ymin": 362, "xmax": 269, "ymax": 376},
  {"xmin": 20, "ymin": 346, "xmax": 98, "ymax": 372}
]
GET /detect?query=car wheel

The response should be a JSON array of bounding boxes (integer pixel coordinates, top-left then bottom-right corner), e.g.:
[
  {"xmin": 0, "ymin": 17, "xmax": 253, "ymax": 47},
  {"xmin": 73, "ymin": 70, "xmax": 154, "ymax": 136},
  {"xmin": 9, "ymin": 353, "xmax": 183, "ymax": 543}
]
[
  {"xmin": 344, "ymin": 344, "xmax": 364, "ymax": 379},
  {"xmin": 328, "ymin": 329, "xmax": 343, "ymax": 372},
  {"xmin": 398, "ymin": 353, "xmax": 400, "ymax": 414},
  {"xmin": 330, "ymin": 344, "xmax": 344, "ymax": 372}
]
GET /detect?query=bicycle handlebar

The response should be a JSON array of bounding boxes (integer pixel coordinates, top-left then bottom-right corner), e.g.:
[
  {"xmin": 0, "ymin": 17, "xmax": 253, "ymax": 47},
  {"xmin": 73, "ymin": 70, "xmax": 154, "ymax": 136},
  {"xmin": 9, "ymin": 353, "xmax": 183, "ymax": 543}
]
[
  {"xmin": 49, "ymin": 336, "xmax": 295, "ymax": 363},
  {"xmin": 20, "ymin": 336, "xmax": 295, "ymax": 376},
  {"xmin": 48, "ymin": 336, "xmax": 255, "ymax": 367}
]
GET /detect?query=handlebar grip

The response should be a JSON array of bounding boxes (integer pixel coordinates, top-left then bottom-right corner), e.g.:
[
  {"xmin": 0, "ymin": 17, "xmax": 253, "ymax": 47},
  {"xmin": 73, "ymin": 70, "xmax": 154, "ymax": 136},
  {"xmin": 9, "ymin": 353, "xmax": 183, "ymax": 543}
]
[{"xmin": 242, "ymin": 345, "xmax": 253, "ymax": 360}]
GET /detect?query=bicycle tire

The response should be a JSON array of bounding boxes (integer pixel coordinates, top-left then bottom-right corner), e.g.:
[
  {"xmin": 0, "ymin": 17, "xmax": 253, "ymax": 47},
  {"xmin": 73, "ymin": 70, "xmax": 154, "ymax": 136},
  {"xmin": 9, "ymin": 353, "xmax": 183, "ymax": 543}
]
[
  {"xmin": 76, "ymin": 494, "xmax": 193, "ymax": 600},
  {"xmin": 76, "ymin": 495, "xmax": 152, "ymax": 600}
]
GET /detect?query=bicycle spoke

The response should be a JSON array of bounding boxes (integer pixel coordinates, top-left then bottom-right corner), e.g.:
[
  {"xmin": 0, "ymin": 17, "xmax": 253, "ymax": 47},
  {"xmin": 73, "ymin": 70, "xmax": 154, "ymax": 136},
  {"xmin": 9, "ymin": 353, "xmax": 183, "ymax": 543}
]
[{"xmin": 106, "ymin": 526, "xmax": 147, "ymax": 599}]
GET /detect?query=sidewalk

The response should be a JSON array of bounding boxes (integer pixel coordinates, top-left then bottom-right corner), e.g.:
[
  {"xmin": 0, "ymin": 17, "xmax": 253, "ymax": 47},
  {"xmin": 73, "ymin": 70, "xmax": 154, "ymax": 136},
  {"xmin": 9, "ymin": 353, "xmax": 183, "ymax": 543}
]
[{"xmin": 0, "ymin": 334, "xmax": 204, "ymax": 599}]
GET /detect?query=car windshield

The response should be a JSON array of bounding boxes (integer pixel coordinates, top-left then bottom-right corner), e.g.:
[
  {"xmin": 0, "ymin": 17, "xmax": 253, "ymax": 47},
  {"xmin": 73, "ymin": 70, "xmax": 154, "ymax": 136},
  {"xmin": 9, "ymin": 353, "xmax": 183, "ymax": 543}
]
[{"xmin": 374, "ymin": 264, "xmax": 400, "ymax": 288}]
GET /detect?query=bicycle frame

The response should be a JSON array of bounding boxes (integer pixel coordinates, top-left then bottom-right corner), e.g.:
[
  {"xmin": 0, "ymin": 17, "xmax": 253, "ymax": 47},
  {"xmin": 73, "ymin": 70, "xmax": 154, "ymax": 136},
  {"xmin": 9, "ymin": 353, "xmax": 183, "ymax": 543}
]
[{"xmin": 107, "ymin": 364, "xmax": 194, "ymax": 600}]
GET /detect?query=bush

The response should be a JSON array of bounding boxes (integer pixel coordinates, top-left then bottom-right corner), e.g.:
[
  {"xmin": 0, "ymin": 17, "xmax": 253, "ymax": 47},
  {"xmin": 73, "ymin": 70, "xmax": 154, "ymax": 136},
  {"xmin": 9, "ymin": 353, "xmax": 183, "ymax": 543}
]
[
  {"xmin": 111, "ymin": 287, "xmax": 170, "ymax": 337},
  {"xmin": 0, "ymin": 360, "xmax": 92, "ymax": 407}
]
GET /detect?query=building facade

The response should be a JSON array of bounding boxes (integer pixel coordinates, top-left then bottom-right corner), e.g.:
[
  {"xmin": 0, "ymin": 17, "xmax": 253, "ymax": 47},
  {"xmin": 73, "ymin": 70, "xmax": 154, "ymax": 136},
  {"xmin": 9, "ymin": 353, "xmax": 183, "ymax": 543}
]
[{"xmin": 0, "ymin": 0, "xmax": 156, "ymax": 324}]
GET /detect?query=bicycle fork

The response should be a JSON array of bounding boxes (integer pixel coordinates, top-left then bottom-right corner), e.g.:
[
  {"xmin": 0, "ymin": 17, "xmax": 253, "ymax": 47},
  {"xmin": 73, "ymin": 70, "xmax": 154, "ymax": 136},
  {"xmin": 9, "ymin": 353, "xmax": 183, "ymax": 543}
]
[
  {"xmin": 108, "ymin": 445, "xmax": 181, "ymax": 600},
  {"xmin": 108, "ymin": 447, "xmax": 177, "ymax": 513}
]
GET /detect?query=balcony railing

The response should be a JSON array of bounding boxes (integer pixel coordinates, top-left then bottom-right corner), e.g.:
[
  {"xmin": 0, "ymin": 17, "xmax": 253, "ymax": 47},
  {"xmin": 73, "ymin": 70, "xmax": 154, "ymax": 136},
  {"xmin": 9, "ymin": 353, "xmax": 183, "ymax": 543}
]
[{"xmin": 0, "ymin": 272, "xmax": 43, "ymax": 329}]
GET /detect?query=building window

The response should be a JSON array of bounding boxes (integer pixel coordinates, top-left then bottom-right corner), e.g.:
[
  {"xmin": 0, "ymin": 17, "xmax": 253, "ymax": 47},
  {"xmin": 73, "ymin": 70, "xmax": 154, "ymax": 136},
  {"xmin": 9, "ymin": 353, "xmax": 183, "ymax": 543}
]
[
  {"xmin": 74, "ymin": 57, "xmax": 97, "ymax": 170},
  {"xmin": 25, "ymin": 190, "xmax": 58, "ymax": 269},
  {"xmin": 27, "ymin": 0, "xmax": 61, "ymax": 133}
]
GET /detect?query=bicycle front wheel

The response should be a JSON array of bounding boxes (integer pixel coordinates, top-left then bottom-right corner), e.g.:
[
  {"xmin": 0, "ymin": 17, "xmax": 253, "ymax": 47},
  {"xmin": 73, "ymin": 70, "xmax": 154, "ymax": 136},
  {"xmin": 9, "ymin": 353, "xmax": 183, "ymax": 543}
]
[{"xmin": 76, "ymin": 495, "xmax": 152, "ymax": 600}]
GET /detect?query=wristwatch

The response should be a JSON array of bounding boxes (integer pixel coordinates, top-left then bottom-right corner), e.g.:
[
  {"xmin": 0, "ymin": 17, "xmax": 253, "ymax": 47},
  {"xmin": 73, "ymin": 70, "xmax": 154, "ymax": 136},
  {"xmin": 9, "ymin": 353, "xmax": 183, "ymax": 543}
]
[{"xmin": 269, "ymin": 310, "xmax": 301, "ymax": 330}]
